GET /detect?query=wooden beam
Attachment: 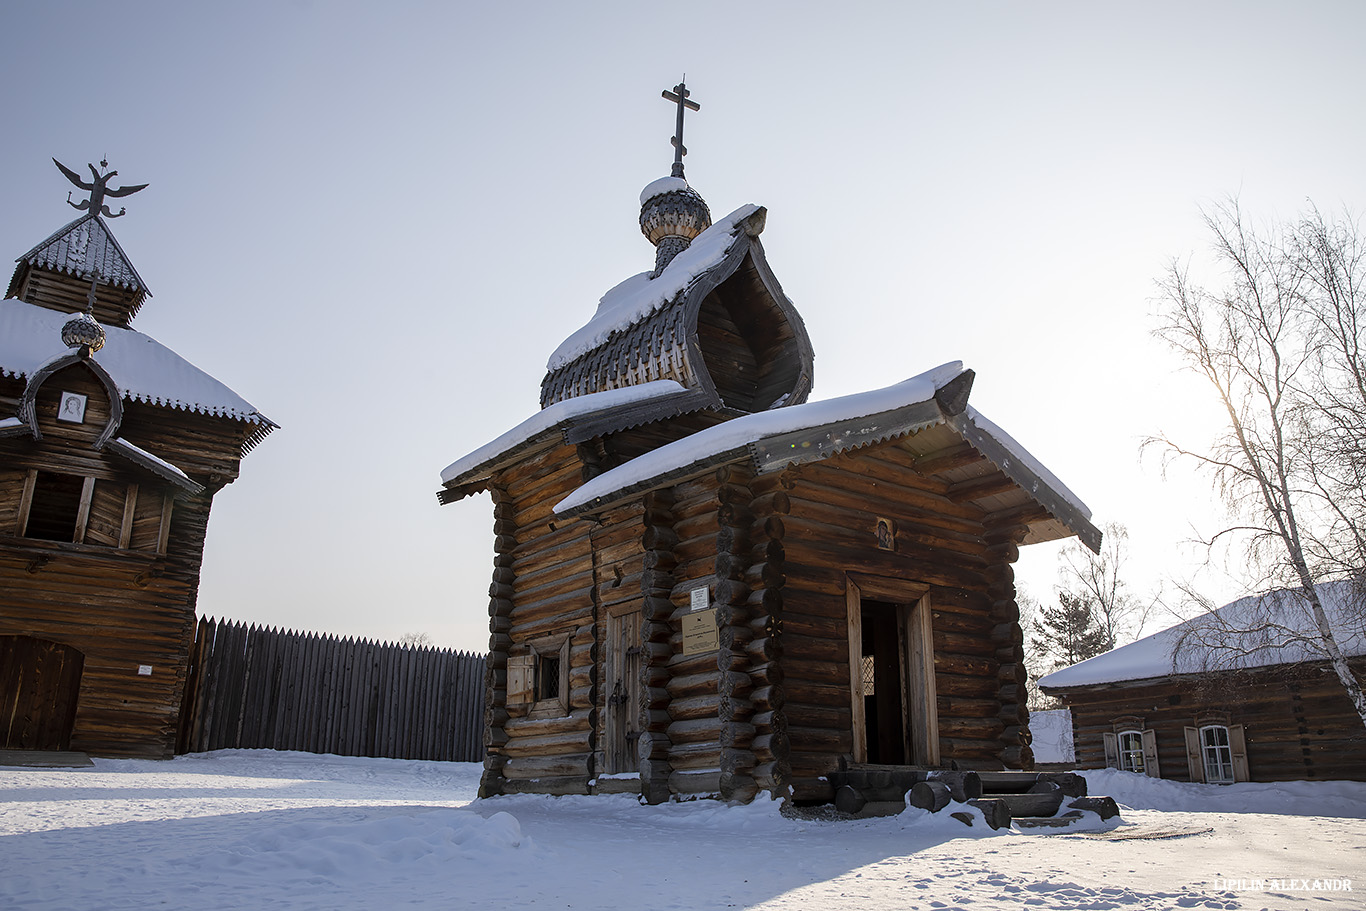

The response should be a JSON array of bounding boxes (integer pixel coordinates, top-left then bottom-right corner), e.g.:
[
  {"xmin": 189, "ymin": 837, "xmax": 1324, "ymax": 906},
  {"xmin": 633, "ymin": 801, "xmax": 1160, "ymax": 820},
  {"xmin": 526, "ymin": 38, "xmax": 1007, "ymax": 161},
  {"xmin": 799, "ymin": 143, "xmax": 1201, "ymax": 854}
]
[
  {"xmin": 16, "ymin": 469, "xmax": 37, "ymax": 537},
  {"xmin": 73, "ymin": 476, "xmax": 95, "ymax": 544},
  {"xmin": 946, "ymin": 472, "xmax": 1020, "ymax": 503},
  {"xmin": 119, "ymin": 483, "xmax": 138, "ymax": 549},
  {"xmin": 912, "ymin": 443, "xmax": 985, "ymax": 477},
  {"xmin": 157, "ymin": 495, "xmax": 174, "ymax": 556}
]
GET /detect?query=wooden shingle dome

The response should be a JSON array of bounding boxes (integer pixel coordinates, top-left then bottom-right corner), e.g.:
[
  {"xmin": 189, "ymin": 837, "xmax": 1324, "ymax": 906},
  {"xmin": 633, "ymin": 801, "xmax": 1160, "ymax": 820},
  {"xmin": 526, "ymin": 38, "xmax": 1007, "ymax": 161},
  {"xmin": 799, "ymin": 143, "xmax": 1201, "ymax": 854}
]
[{"xmin": 541, "ymin": 199, "xmax": 815, "ymax": 415}]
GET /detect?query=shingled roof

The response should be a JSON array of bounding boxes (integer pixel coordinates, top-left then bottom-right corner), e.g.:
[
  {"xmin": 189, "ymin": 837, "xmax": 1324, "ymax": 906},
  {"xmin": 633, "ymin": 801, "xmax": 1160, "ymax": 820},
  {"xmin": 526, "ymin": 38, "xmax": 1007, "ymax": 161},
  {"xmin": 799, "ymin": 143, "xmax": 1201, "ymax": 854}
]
[
  {"xmin": 0, "ymin": 298, "xmax": 275, "ymax": 453},
  {"xmin": 540, "ymin": 204, "xmax": 815, "ymax": 416},
  {"xmin": 8, "ymin": 213, "xmax": 148, "ymax": 310}
]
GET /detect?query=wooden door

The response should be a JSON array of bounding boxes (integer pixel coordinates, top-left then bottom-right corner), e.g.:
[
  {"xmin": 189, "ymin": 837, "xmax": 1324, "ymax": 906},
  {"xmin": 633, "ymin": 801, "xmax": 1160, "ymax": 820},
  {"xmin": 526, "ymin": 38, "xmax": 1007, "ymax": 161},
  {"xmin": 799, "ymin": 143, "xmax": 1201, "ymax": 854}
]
[
  {"xmin": 0, "ymin": 635, "xmax": 84, "ymax": 751},
  {"xmin": 604, "ymin": 608, "xmax": 643, "ymax": 774},
  {"xmin": 846, "ymin": 576, "xmax": 939, "ymax": 766}
]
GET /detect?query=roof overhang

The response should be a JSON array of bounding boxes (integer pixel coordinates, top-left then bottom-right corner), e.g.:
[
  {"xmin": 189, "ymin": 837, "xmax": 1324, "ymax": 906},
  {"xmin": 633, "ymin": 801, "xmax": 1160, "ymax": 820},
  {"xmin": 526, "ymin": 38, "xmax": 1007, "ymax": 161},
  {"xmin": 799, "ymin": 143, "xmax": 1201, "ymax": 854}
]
[{"xmin": 551, "ymin": 363, "xmax": 1100, "ymax": 552}]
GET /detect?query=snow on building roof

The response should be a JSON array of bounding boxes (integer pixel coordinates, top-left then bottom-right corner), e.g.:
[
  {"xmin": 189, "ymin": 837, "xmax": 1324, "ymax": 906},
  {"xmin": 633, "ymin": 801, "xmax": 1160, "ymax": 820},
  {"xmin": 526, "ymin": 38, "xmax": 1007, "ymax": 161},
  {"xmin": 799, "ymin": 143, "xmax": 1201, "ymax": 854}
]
[
  {"xmin": 545, "ymin": 204, "xmax": 762, "ymax": 372},
  {"xmin": 9, "ymin": 214, "xmax": 147, "ymax": 295},
  {"xmin": 555, "ymin": 362, "xmax": 972, "ymax": 515},
  {"xmin": 964, "ymin": 406, "xmax": 1091, "ymax": 520},
  {"xmin": 439, "ymin": 380, "xmax": 692, "ymax": 487},
  {"xmin": 1038, "ymin": 582, "xmax": 1366, "ymax": 690},
  {"xmin": 0, "ymin": 298, "xmax": 273, "ymax": 430}
]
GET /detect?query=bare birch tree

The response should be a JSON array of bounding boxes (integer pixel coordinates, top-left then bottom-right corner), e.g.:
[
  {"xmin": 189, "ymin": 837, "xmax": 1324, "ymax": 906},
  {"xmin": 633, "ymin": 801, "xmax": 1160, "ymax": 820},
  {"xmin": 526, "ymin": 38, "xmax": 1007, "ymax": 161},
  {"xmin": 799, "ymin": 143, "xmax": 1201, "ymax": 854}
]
[
  {"xmin": 1056, "ymin": 522, "xmax": 1152, "ymax": 651},
  {"xmin": 1153, "ymin": 198, "xmax": 1366, "ymax": 731}
]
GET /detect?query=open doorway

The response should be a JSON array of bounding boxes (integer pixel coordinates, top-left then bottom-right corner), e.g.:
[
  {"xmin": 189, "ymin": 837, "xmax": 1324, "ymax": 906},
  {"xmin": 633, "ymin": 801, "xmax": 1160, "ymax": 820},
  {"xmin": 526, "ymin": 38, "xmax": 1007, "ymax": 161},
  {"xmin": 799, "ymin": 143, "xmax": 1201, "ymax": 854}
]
[{"xmin": 846, "ymin": 577, "xmax": 939, "ymax": 766}]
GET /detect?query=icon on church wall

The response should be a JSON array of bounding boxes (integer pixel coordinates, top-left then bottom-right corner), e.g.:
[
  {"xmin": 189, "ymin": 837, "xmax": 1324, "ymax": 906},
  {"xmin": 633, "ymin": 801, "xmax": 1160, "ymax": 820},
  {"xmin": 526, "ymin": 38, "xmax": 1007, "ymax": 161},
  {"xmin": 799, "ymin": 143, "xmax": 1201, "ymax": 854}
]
[
  {"xmin": 57, "ymin": 391, "xmax": 87, "ymax": 424},
  {"xmin": 875, "ymin": 517, "xmax": 896, "ymax": 551}
]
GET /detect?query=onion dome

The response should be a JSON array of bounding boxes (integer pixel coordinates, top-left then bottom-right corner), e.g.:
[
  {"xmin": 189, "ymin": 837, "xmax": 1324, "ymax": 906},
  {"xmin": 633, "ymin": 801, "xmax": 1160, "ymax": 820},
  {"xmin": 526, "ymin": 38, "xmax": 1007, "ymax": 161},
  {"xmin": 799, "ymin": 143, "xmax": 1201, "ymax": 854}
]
[
  {"xmin": 61, "ymin": 310, "xmax": 105, "ymax": 354},
  {"xmin": 640, "ymin": 176, "xmax": 712, "ymax": 277}
]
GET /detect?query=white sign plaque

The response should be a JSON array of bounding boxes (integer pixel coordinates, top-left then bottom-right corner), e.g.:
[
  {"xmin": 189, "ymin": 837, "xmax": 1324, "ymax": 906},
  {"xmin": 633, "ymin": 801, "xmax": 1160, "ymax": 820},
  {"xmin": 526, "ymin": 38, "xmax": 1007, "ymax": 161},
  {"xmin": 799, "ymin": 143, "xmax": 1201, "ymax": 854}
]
[
  {"xmin": 137, "ymin": 665, "xmax": 153, "ymax": 676},
  {"xmin": 689, "ymin": 586, "xmax": 709, "ymax": 612}
]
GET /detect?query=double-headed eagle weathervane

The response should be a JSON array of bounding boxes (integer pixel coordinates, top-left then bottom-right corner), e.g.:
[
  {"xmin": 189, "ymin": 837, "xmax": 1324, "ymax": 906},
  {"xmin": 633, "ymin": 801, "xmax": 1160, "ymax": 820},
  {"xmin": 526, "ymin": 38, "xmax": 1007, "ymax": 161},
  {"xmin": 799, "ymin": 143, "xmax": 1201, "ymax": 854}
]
[{"xmin": 53, "ymin": 158, "xmax": 147, "ymax": 219}]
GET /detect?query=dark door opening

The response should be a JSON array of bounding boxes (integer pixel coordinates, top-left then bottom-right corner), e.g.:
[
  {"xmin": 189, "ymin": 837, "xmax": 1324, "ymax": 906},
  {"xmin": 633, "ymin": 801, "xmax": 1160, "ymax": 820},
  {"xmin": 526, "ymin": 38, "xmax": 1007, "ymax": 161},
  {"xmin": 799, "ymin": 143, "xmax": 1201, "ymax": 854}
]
[
  {"xmin": 860, "ymin": 601, "xmax": 907, "ymax": 764},
  {"xmin": 0, "ymin": 635, "xmax": 84, "ymax": 751}
]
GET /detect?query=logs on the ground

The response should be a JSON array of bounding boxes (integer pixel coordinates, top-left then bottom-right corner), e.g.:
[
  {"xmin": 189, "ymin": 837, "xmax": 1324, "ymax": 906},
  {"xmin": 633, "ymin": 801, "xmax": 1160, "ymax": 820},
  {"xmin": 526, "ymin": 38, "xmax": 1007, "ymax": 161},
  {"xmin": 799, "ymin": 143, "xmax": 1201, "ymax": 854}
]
[{"xmin": 909, "ymin": 780, "xmax": 952, "ymax": 812}]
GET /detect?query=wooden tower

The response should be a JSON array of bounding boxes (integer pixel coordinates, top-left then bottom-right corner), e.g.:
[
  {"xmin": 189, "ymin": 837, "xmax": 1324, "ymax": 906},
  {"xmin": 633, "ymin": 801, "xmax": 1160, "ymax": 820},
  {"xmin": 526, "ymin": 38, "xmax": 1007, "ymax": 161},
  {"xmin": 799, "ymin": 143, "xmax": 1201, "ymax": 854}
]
[
  {"xmin": 439, "ymin": 87, "xmax": 1100, "ymax": 803},
  {"xmin": 0, "ymin": 161, "xmax": 275, "ymax": 758}
]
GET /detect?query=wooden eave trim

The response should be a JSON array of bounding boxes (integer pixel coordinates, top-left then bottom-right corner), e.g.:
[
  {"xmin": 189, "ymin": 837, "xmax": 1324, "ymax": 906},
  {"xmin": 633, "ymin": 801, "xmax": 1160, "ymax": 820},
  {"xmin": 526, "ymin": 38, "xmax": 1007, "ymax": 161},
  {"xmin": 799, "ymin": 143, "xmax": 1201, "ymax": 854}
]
[
  {"xmin": 554, "ymin": 444, "xmax": 752, "ymax": 519},
  {"xmin": 103, "ymin": 437, "xmax": 206, "ymax": 495},
  {"xmin": 437, "ymin": 433, "xmax": 566, "ymax": 503},
  {"xmin": 18, "ymin": 352, "xmax": 124, "ymax": 446},
  {"xmin": 439, "ymin": 389, "xmax": 710, "ymax": 505},
  {"xmin": 0, "ymin": 420, "xmax": 33, "ymax": 440},
  {"xmin": 561, "ymin": 389, "xmax": 712, "ymax": 444},
  {"xmin": 436, "ymin": 478, "xmax": 491, "ymax": 505},
  {"xmin": 748, "ymin": 397, "xmax": 947, "ymax": 474},
  {"xmin": 1042, "ymin": 654, "xmax": 1366, "ymax": 697},
  {"xmin": 943, "ymin": 411, "xmax": 1101, "ymax": 553}
]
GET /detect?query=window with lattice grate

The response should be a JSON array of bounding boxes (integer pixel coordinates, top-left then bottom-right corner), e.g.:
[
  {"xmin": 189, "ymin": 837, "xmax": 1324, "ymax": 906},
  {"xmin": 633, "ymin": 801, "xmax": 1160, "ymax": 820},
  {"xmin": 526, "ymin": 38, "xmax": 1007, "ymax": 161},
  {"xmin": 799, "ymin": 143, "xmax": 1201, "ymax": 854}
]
[{"xmin": 861, "ymin": 654, "xmax": 876, "ymax": 696}]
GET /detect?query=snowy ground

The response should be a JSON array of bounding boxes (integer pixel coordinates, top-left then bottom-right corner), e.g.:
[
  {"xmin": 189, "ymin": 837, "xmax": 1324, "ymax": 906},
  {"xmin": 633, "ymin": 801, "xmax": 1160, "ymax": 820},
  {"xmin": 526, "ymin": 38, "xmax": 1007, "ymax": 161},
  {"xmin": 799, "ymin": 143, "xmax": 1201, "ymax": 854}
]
[{"xmin": 2, "ymin": 751, "xmax": 1363, "ymax": 910}]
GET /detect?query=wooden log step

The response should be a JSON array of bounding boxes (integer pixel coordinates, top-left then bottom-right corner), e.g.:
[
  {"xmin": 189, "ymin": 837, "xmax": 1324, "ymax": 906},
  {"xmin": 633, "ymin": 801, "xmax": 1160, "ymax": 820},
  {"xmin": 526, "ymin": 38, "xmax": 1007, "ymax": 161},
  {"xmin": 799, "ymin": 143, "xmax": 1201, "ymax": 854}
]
[
  {"xmin": 909, "ymin": 780, "xmax": 951, "ymax": 812},
  {"xmin": 995, "ymin": 790, "xmax": 1065, "ymax": 818},
  {"xmin": 1014, "ymin": 812, "xmax": 1085, "ymax": 829},
  {"xmin": 967, "ymin": 797, "xmax": 1012, "ymax": 830},
  {"xmin": 1067, "ymin": 796, "xmax": 1120, "ymax": 820}
]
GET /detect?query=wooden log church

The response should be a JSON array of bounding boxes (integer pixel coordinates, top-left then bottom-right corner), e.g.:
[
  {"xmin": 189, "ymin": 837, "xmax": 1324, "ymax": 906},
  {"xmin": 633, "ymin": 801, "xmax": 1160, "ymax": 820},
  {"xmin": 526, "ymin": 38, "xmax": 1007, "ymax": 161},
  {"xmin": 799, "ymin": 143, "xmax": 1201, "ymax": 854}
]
[
  {"xmin": 438, "ymin": 85, "xmax": 1101, "ymax": 804},
  {"xmin": 0, "ymin": 161, "xmax": 275, "ymax": 758}
]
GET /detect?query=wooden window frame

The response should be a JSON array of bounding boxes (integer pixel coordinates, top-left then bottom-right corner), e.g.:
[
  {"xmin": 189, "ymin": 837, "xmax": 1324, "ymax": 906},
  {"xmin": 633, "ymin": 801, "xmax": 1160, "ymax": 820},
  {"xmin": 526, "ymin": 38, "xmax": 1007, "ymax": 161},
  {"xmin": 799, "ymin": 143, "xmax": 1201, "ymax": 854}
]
[
  {"xmin": 1116, "ymin": 729, "xmax": 1146, "ymax": 774},
  {"xmin": 528, "ymin": 634, "xmax": 571, "ymax": 719},
  {"xmin": 1104, "ymin": 718, "xmax": 1160, "ymax": 778},
  {"xmin": 13, "ymin": 468, "xmax": 169, "ymax": 554},
  {"xmin": 1184, "ymin": 720, "xmax": 1249, "ymax": 783}
]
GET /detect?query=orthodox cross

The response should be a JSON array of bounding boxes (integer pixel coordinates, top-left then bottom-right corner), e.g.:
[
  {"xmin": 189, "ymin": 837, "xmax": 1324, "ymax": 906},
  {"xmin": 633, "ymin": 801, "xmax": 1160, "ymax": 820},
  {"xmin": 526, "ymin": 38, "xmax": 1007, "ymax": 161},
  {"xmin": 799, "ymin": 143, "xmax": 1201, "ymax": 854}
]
[
  {"xmin": 53, "ymin": 158, "xmax": 148, "ymax": 219},
  {"xmin": 661, "ymin": 80, "xmax": 700, "ymax": 179}
]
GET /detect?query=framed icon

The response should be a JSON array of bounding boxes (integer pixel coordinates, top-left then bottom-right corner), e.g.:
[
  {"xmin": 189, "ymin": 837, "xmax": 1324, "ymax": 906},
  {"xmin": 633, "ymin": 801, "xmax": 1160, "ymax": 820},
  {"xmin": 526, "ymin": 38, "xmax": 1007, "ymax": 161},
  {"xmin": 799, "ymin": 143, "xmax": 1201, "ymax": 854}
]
[
  {"xmin": 875, "ymin": 516, "xmax": 896, "ymax": 551},
  {"xmin": 57, "ymin": 391, "xmax": 88, "ymax": 424}
]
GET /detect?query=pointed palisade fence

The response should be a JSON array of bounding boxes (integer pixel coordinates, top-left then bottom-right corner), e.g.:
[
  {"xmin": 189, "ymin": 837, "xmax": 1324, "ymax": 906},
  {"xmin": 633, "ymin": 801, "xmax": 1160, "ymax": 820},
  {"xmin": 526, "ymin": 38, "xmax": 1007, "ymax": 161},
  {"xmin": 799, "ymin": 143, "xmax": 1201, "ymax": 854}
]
[{"xmin": 176, "ymin": 618, "xmax": 486, "ymax": 762}]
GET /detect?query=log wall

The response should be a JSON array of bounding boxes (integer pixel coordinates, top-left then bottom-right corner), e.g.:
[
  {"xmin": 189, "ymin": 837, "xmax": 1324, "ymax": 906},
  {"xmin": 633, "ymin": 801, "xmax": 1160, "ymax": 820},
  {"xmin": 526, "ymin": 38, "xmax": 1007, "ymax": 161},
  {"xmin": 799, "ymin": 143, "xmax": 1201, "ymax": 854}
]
[
  {"xmin": 1057, "ymin": 661, "xmax": 1366, "ymax": 782},
  {"xmin": 775, "ymin": 444, "xmax": 1022, "ymax": 801},
  {"xmin": 0, "ymin": 366, "xmax": 251, "ymax": 759}
]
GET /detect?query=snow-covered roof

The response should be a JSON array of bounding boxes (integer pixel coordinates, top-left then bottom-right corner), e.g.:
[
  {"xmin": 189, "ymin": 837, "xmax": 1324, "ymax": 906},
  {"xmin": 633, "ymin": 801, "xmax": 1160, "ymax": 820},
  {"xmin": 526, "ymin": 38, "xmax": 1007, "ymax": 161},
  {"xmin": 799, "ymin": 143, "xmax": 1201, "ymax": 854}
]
[
  {"xmin": 964, "ymin": 407, "xmax": 1090, "ymax": 520},
  {"xmin": 546, "ymin": 204, "xmax": 762, "ymax": 372},
  {"xmin": 0, "ymin": 298, "xmax": 273, "ymax": 428},
  {"xmin": 439, "ymin": 381, "xmax": 692, "ymax": 487},
  {"xmin": 1039, "ymin": 582, "xmax": 1366, "ymax": 690},
  {"xmin": 555, "ymin": 362, "xmax": 979, "ymax": 516},
  {"xmin": 11, "ymin": 214, "xmax": 147, "ymax": 294},
  {"xmin": 106, "ymin": 437, "xmax": 204, "ymax": 494}
]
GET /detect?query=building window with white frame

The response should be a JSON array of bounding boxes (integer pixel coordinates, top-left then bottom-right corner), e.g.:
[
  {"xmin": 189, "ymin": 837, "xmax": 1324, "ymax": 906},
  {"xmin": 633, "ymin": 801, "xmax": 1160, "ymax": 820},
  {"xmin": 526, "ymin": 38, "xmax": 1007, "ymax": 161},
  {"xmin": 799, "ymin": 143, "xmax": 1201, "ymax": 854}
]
[
  {"xmin": 1200, "ymin": 724, "xmax": 1235, "ymax": 784},
  {"xmin": 1117, "ymin": 729, "xmax": 1146, "ymax": 773}
]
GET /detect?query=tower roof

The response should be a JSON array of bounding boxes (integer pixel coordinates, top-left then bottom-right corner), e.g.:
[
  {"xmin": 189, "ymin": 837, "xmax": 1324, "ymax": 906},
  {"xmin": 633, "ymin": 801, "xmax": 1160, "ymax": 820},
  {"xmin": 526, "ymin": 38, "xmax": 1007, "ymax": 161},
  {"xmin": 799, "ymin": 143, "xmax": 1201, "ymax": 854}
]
[{"xmin": 7, "ymin": 213, "xmax": 150, "ymax": 324}]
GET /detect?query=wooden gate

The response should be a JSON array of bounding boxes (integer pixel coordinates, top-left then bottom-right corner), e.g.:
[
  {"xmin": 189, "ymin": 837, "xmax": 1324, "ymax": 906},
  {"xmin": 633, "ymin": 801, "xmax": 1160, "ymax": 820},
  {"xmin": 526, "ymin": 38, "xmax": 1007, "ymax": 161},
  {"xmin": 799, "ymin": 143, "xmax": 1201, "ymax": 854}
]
[{"xmin": 0, "ymin": 635, "xmax": 84, "ymax": 751}]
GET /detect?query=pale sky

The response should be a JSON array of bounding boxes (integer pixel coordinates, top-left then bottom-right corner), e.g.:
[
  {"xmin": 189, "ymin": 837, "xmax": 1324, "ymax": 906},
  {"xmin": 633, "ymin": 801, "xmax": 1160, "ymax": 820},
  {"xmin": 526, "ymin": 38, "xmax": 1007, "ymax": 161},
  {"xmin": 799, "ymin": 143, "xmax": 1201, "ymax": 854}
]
[{"xmin": 4, "ymin": 2, "xmax": 1365, "ymax": 650}]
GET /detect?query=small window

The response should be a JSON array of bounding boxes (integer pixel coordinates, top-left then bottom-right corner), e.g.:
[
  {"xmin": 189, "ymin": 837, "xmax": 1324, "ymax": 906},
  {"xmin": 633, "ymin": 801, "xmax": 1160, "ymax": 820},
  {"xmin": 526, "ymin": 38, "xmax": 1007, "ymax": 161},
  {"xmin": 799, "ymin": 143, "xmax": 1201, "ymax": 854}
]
[
  {"xmin": 1117, "ymin": 730, "xmax": 1146, "ymax": 774},
  {"xmin": 1200, "ymin": 725, "xmax": 1235, "ymax": 784},
  {"xmin": 25, "ymin": 471, "xmax": 85, "ymax": 542},
  {"xmin": 536, "ymin": 651, "xmax": 562, "ymax": 702}
]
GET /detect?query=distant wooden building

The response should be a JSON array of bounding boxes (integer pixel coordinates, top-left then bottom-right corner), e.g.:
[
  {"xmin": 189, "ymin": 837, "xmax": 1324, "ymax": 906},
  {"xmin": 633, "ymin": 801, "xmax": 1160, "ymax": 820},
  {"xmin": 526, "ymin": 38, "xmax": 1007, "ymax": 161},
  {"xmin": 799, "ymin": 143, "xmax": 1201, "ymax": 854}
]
[
  {"xmin": 0, "ymin": 163, "xmax": 275, "ymax": 758},
  {"xmin": 1040, "ymin": 584, "xmax": 1366, "ymax": 783},
  {"xmin": 439, "ymin": 92, "xmax": 1100, "ymax": 803}
]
